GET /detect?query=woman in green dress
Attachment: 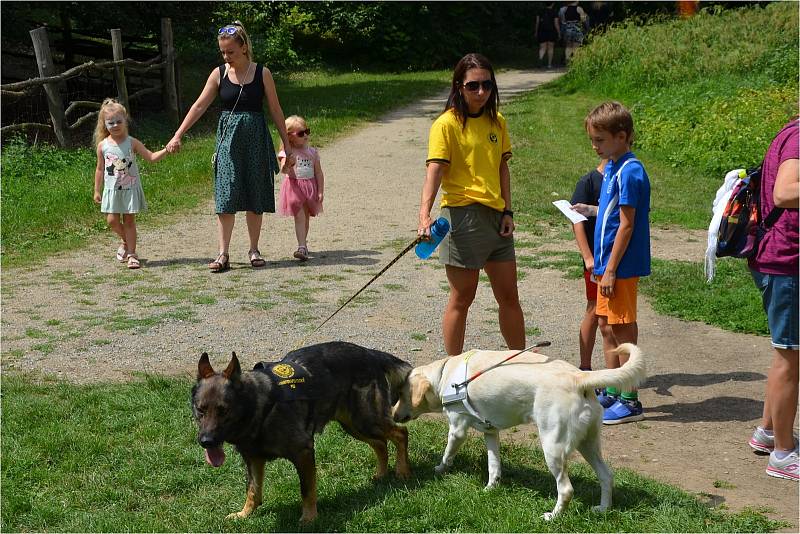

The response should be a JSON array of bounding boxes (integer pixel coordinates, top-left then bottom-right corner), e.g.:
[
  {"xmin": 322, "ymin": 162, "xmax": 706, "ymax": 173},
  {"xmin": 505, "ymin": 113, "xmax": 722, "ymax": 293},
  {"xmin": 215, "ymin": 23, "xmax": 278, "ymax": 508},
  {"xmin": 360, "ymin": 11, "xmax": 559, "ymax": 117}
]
[{"xmin": 167, "ymin": 21, "xmax": 293, "ymax": 272}]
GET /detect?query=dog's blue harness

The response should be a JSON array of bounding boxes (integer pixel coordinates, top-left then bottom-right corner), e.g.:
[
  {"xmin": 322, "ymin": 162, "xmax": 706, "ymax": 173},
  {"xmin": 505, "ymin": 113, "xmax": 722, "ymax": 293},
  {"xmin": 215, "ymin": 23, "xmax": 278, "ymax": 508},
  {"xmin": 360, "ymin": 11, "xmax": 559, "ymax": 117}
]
[{"xmin": 441, "ymin": 351, "xmax": 495, "ymax": 432}]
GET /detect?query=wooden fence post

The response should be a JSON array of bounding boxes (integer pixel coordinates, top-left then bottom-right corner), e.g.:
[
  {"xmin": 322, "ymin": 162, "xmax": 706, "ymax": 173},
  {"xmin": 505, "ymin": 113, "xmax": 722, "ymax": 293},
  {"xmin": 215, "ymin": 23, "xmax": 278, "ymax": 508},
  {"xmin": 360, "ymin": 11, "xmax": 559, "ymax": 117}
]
[
  {"xmin": 110, "ymin": 29, "xmax": 130, "ymax": 113},
  {"xmin": 29, "ymin": 26, "xmax": 70, "ymax": 147},
  {"xmin": 160, "ymin": 18, "xmax": 179, "ymax": 127}
]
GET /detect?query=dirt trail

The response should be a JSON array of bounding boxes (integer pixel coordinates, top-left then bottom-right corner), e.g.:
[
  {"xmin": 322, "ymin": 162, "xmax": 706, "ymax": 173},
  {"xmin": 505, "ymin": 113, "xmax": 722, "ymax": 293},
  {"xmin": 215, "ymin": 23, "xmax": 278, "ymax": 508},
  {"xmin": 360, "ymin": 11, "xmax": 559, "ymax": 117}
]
[{"xmin": 2, "ymin": 68, "xmax": 797, "ymax": 530}]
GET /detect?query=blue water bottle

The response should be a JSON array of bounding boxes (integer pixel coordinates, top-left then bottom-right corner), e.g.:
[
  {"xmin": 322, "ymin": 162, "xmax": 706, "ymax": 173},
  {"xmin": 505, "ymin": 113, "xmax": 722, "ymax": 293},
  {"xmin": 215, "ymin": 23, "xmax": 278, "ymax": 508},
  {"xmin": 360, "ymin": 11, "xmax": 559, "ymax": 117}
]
[{"xmin": 415, "ymin": 217, "xmax": 450, "ymax": 259}]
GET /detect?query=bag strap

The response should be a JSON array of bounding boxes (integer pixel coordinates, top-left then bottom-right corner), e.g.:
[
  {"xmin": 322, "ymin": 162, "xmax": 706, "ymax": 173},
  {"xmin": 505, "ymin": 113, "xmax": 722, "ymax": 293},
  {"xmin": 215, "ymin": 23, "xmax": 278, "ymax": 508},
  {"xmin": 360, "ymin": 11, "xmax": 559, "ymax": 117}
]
[
  {"xmin": 752, "ymin": 161, "xmax": 785, "ymax": 231},
  {"xmin": 762, "ymin": 207, "xmax": 785, "ymax": 229}
]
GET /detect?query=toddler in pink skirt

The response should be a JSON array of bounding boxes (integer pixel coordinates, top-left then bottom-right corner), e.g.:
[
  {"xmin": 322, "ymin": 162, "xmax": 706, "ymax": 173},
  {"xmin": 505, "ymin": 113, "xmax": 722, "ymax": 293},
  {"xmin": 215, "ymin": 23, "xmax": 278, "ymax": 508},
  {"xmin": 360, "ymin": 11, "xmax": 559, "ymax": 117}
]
[{"xmin": 278, "ymin": 115, "xmax": 325, "ymax": 261}]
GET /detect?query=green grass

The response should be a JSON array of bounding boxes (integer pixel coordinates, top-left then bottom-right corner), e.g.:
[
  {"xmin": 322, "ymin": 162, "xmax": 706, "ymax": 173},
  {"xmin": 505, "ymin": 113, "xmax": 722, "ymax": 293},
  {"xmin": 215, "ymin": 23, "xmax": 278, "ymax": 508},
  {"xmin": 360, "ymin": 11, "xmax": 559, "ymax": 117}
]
[
  {"xmin": 558, "ymin": 2, "xmax": 797, "ymax": 176},
  {"xmin": 641, "ymin": 259, "xmax": 768, "ymax": 336},
  {"xmin": 504, "ymin": 3, "xmax": 794, "ymax": 338},
  {"xmin": 1, "ymin": 375, "xmax": 783, "ymax": 533},
  {"xmin": 1, "ymin": 69, "xmax": 449, "ymax": 266},
  {"xmin": 506, "ymin": 89, "xmax": 732, "ymax": 231}
]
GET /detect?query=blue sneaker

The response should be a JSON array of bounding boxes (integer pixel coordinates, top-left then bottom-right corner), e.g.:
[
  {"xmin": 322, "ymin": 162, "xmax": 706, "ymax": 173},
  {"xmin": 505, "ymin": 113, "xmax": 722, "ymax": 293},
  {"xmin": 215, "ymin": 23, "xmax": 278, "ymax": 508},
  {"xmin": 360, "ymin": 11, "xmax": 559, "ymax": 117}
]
[
  {"xmin": 596, "ymin": 389, "xmax": 618, "ymax": 409},
  {"xmin": 603, "ymin": 398, "xmax": 644, "ymax": 425}
]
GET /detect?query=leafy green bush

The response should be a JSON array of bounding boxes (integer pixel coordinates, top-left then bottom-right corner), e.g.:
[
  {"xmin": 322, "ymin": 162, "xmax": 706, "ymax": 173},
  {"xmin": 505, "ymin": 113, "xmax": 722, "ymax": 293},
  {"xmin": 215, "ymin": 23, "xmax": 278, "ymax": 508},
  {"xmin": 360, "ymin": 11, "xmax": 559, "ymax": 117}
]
[{"xmin": 556, "ymin": 2, "xmax": 798, "ymax": 175}]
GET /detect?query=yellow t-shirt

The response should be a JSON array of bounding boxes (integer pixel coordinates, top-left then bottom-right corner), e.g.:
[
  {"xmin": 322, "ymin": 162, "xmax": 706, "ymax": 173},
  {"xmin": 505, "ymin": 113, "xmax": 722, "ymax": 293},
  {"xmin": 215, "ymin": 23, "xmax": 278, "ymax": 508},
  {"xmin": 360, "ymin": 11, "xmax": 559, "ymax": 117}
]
[{"xmin": 426, "ymin": 109, "xmax": 512, "ymax": 211}]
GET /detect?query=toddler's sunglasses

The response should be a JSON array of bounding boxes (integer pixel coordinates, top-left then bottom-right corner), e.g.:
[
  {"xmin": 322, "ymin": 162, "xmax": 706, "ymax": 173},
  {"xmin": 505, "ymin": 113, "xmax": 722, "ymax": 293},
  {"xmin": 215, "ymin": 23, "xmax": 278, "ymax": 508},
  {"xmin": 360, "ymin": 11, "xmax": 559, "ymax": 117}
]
[
  {"xmin": 290, "ymin": 128, "xmax": 311, "ymax": 137},
  {"xmin": 463, "ymin": 79, "xmax": 495, "ymax": 92},
  {"xmin": 218, "ymin": 26, "xmax": 239, "ymax": 35}
]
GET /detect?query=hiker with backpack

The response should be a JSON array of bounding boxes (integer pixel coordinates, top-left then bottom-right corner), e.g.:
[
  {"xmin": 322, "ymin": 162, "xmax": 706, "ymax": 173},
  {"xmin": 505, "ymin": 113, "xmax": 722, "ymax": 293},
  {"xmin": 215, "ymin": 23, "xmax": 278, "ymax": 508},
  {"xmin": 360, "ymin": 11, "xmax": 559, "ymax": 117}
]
[{"xmin": 746, "ymin": 118, "xmax": 799, "ymax": 481}]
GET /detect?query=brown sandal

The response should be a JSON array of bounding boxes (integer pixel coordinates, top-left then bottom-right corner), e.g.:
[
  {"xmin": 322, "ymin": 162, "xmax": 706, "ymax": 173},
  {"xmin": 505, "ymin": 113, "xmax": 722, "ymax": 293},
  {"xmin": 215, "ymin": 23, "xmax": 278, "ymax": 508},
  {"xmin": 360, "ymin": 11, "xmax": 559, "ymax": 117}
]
[
  {"xmin": 209, "ymin": 252, "xmax": 230, "ymax": 273},
  {"xmin": 248, "ymin": 249, "xmax": 266, "ymax": 268}
]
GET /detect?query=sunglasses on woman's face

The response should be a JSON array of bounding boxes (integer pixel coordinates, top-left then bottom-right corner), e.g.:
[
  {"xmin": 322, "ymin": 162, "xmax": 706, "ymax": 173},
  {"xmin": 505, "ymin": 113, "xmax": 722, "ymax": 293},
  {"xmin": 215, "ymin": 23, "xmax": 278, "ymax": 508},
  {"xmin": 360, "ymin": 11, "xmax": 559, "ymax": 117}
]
[
  {"xmin": 463, "ymin": 79, "xmax": 495, "ymax": 92},
  {"xmin": 290, "ymin": 129, "xmax": 311, "ymax": 137},
  {"xmin": 218, "ymin": 26, "xmax": 239, "ymax": 35}
]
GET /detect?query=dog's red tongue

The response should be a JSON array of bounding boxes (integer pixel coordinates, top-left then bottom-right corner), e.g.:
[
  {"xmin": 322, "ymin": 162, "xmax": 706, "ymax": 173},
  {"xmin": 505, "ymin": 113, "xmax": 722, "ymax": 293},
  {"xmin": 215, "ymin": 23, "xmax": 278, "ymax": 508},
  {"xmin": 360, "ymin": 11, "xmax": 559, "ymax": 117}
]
[{"xmin": 204, "ymin": 446, "xmax": 226, "ymax": 467}]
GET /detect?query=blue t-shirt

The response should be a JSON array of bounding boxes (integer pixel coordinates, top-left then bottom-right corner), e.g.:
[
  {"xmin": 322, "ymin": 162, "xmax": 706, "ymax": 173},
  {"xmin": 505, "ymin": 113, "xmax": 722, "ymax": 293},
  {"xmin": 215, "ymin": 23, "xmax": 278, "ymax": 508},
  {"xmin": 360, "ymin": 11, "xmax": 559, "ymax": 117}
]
[{"xmin": 593, "ymin": 152, "xmax": 651, "ymax": 278}]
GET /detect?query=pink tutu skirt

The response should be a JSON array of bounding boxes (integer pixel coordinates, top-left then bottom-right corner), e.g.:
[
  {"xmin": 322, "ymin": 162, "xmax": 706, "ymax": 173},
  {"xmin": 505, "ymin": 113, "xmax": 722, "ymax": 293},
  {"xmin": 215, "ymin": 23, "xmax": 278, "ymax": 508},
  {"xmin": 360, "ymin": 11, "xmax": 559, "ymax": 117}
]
[{"xmin": 277, "ymin": 177, "xmax": 323, "ymax": 217}]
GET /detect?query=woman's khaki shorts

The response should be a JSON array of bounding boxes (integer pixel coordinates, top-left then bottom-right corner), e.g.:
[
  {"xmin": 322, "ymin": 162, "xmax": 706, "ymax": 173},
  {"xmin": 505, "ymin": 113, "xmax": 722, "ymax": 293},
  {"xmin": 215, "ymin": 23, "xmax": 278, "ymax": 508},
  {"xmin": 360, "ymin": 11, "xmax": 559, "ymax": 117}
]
[{"xmin": 438, "ymin": 204, "xmax": 516, "ymax": 269}]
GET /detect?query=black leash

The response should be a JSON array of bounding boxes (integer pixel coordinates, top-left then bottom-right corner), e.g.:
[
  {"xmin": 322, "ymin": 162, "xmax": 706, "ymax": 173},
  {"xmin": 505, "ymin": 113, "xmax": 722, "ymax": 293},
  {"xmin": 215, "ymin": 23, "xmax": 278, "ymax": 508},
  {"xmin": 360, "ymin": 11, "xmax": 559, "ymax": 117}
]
[{"xmin": 310, "ymin": 235, "xmax": 424, "ymax": 334}]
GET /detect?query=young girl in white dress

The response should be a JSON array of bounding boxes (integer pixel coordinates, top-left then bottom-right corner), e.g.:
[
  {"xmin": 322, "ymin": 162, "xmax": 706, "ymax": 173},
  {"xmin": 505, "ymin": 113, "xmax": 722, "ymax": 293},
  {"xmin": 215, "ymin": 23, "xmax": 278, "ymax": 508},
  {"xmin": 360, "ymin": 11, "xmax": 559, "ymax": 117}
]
[
  {"xmin": 93, "ymin": 98, "xmax": 168, "ymax": 268},
  {"xmin": 277, "ymin": 115, "xmax": 325, "ymax": 261}
]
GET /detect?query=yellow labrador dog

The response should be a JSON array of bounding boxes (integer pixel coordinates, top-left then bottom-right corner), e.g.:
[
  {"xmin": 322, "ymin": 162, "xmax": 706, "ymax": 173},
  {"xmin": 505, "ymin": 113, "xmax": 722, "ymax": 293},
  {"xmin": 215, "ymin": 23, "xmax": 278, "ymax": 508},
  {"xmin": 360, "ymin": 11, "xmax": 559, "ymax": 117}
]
[{"xmin": 392, "ymin": 344, "xmax": 645, "ymax": 520}]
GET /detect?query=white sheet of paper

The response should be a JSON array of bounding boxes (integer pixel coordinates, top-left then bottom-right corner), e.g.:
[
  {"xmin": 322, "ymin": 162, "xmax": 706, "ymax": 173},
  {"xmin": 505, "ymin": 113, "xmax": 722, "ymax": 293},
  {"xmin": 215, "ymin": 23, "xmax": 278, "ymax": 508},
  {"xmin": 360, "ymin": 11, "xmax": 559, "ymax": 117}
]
[{"xmin": 552, "ymin": 200, "xmax": 587, "ymax": 224}]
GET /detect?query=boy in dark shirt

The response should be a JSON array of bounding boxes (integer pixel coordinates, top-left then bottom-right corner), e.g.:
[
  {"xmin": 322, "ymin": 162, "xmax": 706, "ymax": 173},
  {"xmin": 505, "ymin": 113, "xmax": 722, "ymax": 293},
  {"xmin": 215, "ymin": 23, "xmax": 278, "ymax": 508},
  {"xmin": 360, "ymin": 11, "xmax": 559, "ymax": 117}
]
[{"xmin": 570, "ymin": 159, "xmax": 610, "ymax": 371}]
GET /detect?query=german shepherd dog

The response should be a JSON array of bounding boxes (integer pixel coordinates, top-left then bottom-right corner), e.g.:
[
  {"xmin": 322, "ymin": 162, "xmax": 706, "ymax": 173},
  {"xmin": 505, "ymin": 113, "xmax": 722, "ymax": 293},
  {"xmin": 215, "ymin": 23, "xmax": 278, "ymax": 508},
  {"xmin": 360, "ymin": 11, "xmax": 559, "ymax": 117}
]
[{"xmin": 191, "ymin": 341, "xmax": 412, "ymax": 523}]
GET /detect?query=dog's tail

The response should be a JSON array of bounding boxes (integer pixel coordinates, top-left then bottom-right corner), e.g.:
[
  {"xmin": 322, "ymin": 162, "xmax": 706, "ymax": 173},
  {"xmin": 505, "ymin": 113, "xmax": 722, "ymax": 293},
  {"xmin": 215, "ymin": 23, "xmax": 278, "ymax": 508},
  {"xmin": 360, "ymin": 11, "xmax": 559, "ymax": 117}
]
[{"xmin": 575, "ymin": 343, "xmax": 646, "ymax": 393}]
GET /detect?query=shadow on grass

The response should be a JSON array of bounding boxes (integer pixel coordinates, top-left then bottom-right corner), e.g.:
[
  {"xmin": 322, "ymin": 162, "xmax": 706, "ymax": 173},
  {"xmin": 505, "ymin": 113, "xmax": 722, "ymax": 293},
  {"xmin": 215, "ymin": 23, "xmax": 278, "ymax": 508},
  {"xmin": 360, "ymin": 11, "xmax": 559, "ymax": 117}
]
[
  {"xmin": 264, "ymin": 249, "xmax": 382, "ymax": 270},
  {"xmin": 138, "ymin": 249, "xmax": 382, "ymax": 270},
  {"xmin": 253, "ymin": 444, "xmax": 690, "ymax": 532}
]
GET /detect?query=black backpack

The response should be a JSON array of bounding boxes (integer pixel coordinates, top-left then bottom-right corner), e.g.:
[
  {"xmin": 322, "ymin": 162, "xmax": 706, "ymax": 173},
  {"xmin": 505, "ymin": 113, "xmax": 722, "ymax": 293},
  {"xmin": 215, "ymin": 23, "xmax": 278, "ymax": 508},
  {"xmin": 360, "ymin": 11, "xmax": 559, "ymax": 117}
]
[{"xmin": 715, "ymin": 165, "xmax": 784, "ymax": 258}]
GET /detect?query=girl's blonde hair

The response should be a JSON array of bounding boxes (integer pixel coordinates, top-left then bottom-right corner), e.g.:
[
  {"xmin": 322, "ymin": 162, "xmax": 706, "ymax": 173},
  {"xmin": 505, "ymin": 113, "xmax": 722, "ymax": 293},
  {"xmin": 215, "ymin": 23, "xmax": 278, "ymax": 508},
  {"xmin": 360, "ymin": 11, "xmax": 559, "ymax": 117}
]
[
  {"xmin": 93, "ymin": 98, "xmax": 129, "ymax": 146},
  {"xmin": 280, "ymin": 115, "xmax": 308, "ymax": 151},
  {"xmin": 218, "ymin": 20, "xmax": 253, "ymax": 60}
]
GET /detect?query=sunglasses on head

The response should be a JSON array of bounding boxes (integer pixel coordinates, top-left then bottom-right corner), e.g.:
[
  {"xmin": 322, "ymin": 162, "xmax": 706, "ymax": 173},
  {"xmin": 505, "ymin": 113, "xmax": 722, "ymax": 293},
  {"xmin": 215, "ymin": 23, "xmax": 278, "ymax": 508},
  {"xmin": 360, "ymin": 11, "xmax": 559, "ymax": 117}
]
[
  {"xmin": 290, "ymin": 128, "xmax": 311, "ymax": 137},
  {"xmin": 105, "ymin": 119, "xmax": 125, "ymax": 128},
  {"xmin": 218, "ymin": 26, "xmax": 239, "ymax": 35},
  {"xmin": 463, "ymin": 79, "xmax": 495, "ymax": 92}
]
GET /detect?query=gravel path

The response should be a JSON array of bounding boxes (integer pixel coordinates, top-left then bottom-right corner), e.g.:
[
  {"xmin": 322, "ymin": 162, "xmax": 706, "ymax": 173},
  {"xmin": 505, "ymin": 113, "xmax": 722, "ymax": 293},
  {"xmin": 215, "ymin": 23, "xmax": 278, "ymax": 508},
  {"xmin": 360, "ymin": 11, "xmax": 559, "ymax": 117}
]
[{"xmin": 3, "ymin": 68, "xmax": 797, "ymax": 530}]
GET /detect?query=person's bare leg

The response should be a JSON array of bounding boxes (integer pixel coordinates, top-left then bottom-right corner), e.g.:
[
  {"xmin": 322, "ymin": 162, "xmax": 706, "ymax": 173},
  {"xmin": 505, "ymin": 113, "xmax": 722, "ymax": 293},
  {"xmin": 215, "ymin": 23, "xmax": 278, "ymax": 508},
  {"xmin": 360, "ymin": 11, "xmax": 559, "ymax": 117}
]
[
  {"xmin": 121, "ymin": 213, "xmax": 137, "ymax": 254},
  {"xmin": 598, "ymin": 315, "xmax": 619, "ymax": 369},
  {"xmin": 767, "ymin": 348, "xmax": 799, "ymax": 451},
  {"xmin": 579, "ymin": 300, "xmax": 599, "ymax": 369},
  {"xmin": 106, "ymin": 213, "xmax": 125, "ymax": 246},
  {"xmin": 443, "ymin": 265, "xmax": 479, "ymax": 355},
  {"xmin": 245, "ymin": 211, "xmax": 263, "ymax": 252},
  {"xmin": 293, "ymin": 210, "xmax": 308, "ymax": 248},
  {"xmin": 217, "ymin": 213, "xmax": 235, "ymax": 255},
  {"xmin": 484, "ymin": 260, "xmax": 525, "ymax": 350}
]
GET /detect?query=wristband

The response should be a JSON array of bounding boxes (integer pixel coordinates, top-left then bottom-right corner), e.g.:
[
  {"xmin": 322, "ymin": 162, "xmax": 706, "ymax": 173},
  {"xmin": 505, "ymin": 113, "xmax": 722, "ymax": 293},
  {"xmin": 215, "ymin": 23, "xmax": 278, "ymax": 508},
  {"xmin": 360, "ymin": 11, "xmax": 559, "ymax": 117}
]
[{"xmin": 502, "ymin": 209, "xmax": 514, "ymax": 218}]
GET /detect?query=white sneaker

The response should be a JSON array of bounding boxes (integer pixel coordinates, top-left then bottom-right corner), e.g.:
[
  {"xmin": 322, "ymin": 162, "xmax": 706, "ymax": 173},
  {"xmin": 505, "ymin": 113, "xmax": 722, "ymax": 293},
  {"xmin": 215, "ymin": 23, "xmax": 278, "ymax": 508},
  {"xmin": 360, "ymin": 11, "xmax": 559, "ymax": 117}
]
[{"xmin": 766, "ymin": 449, "xmax": 799, "ymax": 481}]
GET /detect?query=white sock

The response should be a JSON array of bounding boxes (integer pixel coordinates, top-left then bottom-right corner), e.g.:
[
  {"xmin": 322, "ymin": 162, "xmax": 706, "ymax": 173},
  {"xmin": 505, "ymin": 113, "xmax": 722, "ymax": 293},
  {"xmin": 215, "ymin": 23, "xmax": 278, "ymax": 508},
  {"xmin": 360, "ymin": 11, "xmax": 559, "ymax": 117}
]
[{"xmin": 758, "ymin": 426, "xmax": 774, "ymax": 437}]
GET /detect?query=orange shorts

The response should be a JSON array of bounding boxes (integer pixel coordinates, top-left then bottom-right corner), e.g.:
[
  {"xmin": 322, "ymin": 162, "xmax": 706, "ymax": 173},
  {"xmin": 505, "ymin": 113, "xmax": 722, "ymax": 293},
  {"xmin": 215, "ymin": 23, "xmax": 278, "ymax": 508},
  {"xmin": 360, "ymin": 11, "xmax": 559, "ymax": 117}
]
[{"xmin": 595, "ymin": 275, "xmax": 639, "ymax": 324}]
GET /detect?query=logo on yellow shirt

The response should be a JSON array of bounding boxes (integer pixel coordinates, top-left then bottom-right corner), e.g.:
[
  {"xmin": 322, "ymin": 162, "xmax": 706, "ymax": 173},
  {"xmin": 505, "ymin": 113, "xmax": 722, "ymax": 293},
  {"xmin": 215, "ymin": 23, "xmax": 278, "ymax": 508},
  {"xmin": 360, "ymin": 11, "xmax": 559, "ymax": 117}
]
[{"xmin": 488, "ymin": 132, "xmax": 498, "ymax": 143}]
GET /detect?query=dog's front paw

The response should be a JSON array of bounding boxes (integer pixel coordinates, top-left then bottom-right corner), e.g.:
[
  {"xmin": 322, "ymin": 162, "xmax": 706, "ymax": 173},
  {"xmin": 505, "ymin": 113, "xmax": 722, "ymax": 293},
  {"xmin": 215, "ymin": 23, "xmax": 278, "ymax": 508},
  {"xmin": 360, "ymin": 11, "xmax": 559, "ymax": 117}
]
[
  {"xmin": 434, "ymin": 463, "xmax": 450, "ymax": 475},
  {"xmin": 484, "ymin": 478, "xmax": 500, "ymax": 490},
  {"xmin": 395, "ymin": 465, "xmax": 411, "ymax": 480},
  {"xmin": 542, "ymin": 511, "xmax": 556, "ymax": 521},
  {"xmin": 299, "ymin": 510, "xmax": 318, "ymax": 524},
  {"xmin": 591, "ymin": 504, "xmax": 608, "ymax": 513},
  {"xmin": 226, "ymin": 510, "xmax": 250, "ymax": 520}
]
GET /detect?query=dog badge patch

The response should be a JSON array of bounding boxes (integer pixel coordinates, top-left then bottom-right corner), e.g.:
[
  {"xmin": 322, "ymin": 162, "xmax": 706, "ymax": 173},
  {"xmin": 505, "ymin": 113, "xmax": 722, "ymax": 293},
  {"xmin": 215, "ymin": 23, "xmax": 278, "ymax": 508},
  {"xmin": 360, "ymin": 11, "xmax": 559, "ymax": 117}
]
[
  {"xmin": 271, "ymin": 364, "xmax": 295, "ymax": 379},
  {"xmin": 254, "ymin": 360, "xmax": 313, "ymax": 399}
]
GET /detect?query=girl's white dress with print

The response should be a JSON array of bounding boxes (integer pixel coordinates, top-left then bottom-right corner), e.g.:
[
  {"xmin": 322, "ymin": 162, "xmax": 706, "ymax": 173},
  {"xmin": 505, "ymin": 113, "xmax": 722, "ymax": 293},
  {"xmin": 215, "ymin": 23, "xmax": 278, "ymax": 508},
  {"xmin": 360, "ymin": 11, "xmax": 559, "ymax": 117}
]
[{"xmin": 100, "ymin": 136, "xmax": 147, "ymax": 214}]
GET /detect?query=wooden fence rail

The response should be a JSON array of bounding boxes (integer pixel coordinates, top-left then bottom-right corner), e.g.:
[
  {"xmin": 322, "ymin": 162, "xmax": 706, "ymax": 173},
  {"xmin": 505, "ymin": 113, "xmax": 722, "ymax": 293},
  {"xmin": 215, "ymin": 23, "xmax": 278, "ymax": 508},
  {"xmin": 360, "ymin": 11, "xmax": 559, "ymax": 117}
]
[{"xmin": 0, "ymin": 18, "xmax": 178, "ymax": 146}]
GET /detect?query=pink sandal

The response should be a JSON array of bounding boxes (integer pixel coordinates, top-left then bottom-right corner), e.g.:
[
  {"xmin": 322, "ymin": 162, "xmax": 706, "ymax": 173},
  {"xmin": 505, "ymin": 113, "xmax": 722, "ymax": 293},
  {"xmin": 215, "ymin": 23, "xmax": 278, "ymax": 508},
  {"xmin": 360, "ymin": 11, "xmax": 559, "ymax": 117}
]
[{"xmin": 127, "ymin": 254, "xmax": 140, "ymax": 269}]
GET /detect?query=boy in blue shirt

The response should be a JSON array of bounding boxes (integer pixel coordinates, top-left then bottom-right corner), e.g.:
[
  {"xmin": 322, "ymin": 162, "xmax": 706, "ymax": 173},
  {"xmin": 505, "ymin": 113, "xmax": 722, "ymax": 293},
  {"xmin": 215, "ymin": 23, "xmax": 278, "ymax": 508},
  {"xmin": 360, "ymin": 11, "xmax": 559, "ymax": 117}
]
[{"xmin": 573, "ymin": 101, "xmax": 651, "ymax": 424}]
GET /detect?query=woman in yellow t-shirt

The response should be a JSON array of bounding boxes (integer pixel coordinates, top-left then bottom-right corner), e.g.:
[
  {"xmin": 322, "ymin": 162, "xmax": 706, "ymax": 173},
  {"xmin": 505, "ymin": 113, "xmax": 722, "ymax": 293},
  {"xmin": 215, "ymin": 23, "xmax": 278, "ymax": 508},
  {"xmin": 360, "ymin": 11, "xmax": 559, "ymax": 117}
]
[{"xmin": 418, "ymin": 53, "xmax": 525, "ymax": 355}]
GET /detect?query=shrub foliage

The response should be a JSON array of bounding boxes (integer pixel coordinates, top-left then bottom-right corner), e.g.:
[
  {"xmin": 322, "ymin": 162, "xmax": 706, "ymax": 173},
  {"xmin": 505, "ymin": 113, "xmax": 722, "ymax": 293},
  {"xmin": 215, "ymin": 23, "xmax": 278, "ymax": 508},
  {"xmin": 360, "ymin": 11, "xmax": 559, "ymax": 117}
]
[{"xmin": 557, "ymin": 2, "xmax": 798, "ymax": 175}]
